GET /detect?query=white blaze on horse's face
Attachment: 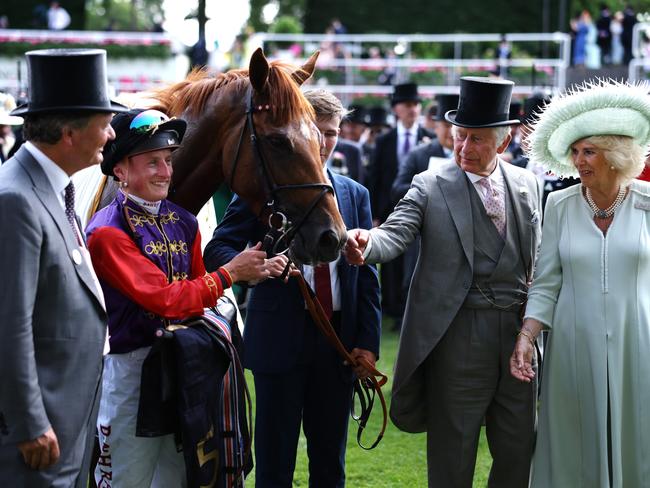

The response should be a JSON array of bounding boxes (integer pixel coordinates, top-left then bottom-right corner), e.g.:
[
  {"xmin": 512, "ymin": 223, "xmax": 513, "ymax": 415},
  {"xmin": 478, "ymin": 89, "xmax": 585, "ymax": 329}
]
[{"xmin": 300, "ymin": 119, "xmax": 312, "ymax": 140}]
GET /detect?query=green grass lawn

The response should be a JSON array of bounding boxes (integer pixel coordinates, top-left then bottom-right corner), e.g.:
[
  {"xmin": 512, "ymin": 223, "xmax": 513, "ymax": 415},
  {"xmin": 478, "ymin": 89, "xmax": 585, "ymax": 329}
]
[{"xmin": 243, "ymin": 318, "xmax": 493, "ymax": 487}]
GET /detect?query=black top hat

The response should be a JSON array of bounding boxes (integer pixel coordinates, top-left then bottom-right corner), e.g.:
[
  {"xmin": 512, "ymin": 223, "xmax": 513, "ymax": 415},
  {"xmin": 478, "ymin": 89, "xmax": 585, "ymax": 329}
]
[
  {"xmin": 509, "ymin": 101, "xmax": 523, "ymax": 122},
  {"xmin": 391, "ymin": 82, "xmax": 421, "ymax": 106},
  {"xmin": 445, "ymin": 77, "xmax": 520, "ymax": 128},
  {"xmin": 523, "ymin": 92, "xmax": 551, "ymax": 124},
  {"xmin": 101, "ymin": 108, "xmax": 187, "ymax": 176},
  {"xmin": 11, "ymin": 49, "xmax": 127, "ymax": 116},
  {"xmin": 345, "ymin": 104, "xmax": 368, "ymax": 125},
  {"xmin": 366, "ymin": 106, "xmax": 391, "ymax": 127},
  {"xmin": 433, "ymin": 94, "xmax": 460, "ymax": 121}
]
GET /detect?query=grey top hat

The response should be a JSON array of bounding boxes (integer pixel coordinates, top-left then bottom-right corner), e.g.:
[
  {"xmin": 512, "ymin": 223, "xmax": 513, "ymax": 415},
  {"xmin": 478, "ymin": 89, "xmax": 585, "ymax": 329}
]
[
  {"xmin": 11, "ymin": 49, "xmax": 127, "ymax": 116},
  {"xmin": 445, "ymin": 77, "xmax": 520, "ymax": 128}
]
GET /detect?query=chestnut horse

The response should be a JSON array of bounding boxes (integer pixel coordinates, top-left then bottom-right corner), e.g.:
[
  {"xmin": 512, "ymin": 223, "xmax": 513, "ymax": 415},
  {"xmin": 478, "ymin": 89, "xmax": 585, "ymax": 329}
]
[{"xmin": 146, "ymin": 48, "xmax": 346, "ymax": 265}]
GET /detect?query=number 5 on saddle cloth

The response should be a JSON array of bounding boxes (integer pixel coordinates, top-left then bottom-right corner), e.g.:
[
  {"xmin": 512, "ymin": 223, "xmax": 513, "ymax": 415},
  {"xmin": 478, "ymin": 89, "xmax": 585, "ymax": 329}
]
[{"xmin": 136, "ymin": 296, "xmax": 253, "ymax": 488}]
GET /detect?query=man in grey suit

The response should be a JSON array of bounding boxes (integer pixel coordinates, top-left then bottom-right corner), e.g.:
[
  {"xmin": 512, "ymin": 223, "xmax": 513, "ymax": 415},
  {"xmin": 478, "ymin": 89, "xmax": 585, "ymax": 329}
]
[
  {"xmin": 0, "ymin": 49, "xmax": 126, "ymax": 487},
  {"xmin": 345, "ymin": 77, "xmax": 541, "ymax": 487}
]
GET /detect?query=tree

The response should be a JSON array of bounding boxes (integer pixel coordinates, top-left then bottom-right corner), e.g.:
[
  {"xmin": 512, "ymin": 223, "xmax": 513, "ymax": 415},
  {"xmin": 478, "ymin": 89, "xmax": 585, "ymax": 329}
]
[
  {"xmin": 302, "ymin": 0, "xmax": 574, "ymax": 34},
  {"xmin": 85, "ymin": 0, "xmax": 164, "ymax": 31},
  {"xmin": 248, "ymin": 0, "xmax": 306, "ymax": 32}
]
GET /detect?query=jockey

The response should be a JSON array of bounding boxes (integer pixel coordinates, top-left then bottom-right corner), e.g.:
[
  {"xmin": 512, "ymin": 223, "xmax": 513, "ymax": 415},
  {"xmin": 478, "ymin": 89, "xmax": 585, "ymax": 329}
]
[{"xmin": 85, "ymin": 108, "xmax": 269, "ymax": 487}]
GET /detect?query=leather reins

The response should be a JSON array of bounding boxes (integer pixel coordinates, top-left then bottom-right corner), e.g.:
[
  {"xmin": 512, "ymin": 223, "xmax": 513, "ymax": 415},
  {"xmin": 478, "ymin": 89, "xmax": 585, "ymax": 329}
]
[{"xmin": 295, "ymin": 273, "xmax": 388, "ymax": 450}]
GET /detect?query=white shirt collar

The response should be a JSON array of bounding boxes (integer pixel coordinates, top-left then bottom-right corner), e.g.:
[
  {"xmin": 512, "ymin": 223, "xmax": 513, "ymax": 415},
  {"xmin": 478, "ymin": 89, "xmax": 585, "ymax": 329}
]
[
  {"xmin": 24, "ymin": 141, "xmax": 70, "ymax": 209},
  {"xmin": 397, "ymin": 121, "xmax": 418, "ymax": 137},
  {"xmin": 126, "ymin": 193, "xmax": 162, "ymax": 215},
  {"xmin": 465, "ymin": 159, "xmax": 504, "ymax": 185}
]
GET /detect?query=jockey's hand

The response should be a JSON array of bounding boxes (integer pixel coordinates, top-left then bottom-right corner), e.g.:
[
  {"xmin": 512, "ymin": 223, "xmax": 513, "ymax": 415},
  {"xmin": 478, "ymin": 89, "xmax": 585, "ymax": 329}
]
[{"xmin": 222, "ymin": 242, "xmax": 269, "ymax": 283}]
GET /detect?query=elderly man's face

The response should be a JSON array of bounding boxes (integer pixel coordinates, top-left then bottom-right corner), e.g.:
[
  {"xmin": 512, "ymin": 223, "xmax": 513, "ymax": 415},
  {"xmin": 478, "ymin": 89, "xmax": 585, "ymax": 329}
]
[{"xmin": 453, "ymin": 127, "xmax": 510, "ymax": 176}]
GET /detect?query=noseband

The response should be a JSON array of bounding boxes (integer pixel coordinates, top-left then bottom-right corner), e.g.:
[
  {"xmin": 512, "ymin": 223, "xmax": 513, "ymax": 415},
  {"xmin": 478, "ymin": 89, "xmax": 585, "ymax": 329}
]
[{"xmin": 227, "ymin": 85, "xmax": 334, "ymax": 259}]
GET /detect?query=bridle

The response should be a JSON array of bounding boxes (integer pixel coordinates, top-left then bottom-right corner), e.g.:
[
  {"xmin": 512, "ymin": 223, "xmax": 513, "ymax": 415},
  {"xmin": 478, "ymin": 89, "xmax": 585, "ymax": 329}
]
[
  {"xmin": 227, "ymin": 84, "xmax": 334, "ymax": 259},
  {"xmin": 227, "ymin": 84, "xmax": 389, "ymax": 450}
]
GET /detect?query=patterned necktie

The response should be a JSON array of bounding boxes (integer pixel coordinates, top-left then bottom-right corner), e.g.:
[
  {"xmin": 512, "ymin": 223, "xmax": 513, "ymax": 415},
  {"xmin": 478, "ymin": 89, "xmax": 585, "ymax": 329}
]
[
  {"xmin": 64, "ymin": 182, "xmax": 81, "ymax": 243},
  {"xmin": 402, "ymin": 130, "xmax": 411, "ymax": 155},
  {"xmin": 477, "ymin": 177, "xmax": 506, "ymax": 238},
  {"xmin": 314, "ymin": 264, "xmax": 333, "ymax": 320}
]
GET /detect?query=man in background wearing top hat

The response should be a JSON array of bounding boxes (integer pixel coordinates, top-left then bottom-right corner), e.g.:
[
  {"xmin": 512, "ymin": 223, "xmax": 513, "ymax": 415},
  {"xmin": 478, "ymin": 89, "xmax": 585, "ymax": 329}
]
[
  {"xmin": 0, "ymin": 49, "xmax": 126, "ymax": 487},
  {"xmin": 361, "ymin": 106, "xmax": 391, "ymax": 168},
  {"xmin": 391, "ymin": 93, "xmax": 459, "ymax": 201},
  {"xmin": 366, "ymin": 82, "xmax": 433, "ymax": 322},
  {"xmin": 339, "ymin": 104, "xmax": 367, "ymax": 143},
  {"xmin": 390, "ymin": 94, "xmax": 459, "ymax": 321},
  {"xmin": 330, "ymin": 105, "xmax": 366, "ymax": 185},
  {"xmin": 345, "ymin": 77, "xmax": 541, "ymax": 487}
]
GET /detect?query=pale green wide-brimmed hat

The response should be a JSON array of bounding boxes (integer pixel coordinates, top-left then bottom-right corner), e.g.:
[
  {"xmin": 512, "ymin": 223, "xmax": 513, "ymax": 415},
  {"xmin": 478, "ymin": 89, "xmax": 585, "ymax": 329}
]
[{"xmin": 526, "ymin": 79, "xmax": 650, "ymax": 178}]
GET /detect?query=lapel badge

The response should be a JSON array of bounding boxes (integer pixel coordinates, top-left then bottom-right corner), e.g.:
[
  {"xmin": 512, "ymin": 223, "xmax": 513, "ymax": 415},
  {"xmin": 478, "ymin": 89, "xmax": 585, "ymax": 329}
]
[
  {"xmin": 519, "ymin": 186, "xmax": 529, "ymax": 196},
  {"xmin": 531, "ymin": 209, "xmax": 540, "ymax": 224},
  {"xmin": 72, "ymin": 249, "xmax": 83, "ymax": 265}
]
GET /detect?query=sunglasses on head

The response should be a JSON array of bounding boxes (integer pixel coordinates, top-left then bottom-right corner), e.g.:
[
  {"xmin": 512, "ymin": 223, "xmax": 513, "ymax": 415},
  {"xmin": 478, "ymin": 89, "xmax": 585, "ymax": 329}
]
[{"xmin": 129, "ymin": 110, "xmax": 171, "ymax": 134}]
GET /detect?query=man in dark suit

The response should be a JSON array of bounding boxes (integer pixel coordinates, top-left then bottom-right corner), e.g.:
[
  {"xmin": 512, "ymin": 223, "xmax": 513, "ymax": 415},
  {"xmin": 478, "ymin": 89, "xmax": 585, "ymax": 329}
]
[
  {"xmin": 0, "ymin": 49, "xmax": 126, "ymax": 487},
  {"xmin": 329, "ymin": 137, "xmax": 365, "ymax": 185},
  {"xmin": 203, "ymin": 89, "xmax": 381, "ymax": 488},
  {"xmin": 360, "ymin": 106, "xmax": 391, "ymax": 172},
  {"xmin": 391, "ymin": 93, "xmax": 459, "ymax": 201},
  {"xmin": 339, "ymin": 103, "xmax": 367, "ymax": 143},
  {"xmin": 390, "ymin": 94, "xmax": 458, "ymax": 319},
  {"xmin": 367, "ymin": 82, "xmax": 433, "ymax": 224},
  {"xmin": 366, "ymin": 82, "xmax": 433, "ymax": 319}
]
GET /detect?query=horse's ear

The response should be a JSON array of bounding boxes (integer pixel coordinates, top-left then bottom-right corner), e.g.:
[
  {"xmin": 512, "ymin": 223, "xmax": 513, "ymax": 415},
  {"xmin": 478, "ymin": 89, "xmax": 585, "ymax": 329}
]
[
  {"xmin": 249, "ymin": 47, "xmax": 269, "ymax": 92},
  {"xmin": 292, "ymin": 51, "xmax": 320, "ymax": 86}
]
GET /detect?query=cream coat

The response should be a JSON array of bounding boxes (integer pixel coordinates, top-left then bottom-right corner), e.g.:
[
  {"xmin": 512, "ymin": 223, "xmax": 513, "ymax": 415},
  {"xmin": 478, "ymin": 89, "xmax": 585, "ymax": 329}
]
[{"xmin": 526, "ymin": 180, "xmax": 650, "ymax": 487}]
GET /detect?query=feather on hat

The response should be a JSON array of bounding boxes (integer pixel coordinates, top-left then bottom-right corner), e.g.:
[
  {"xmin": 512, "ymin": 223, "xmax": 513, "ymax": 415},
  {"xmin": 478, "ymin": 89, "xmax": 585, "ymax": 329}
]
[{"xmin": 526, "ymin": 79, "xmax": 650, "ymax": 178}]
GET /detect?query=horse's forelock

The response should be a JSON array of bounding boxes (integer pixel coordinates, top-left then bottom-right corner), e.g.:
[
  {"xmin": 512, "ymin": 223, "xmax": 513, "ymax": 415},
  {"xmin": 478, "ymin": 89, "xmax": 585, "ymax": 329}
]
[{"xmin": 266, "ymin": 61, "xmax": 315, "ymax": 125}]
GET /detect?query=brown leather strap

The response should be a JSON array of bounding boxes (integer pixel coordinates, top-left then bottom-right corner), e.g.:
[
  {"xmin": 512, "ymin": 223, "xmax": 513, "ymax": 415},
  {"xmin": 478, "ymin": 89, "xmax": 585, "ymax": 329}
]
[{"xmin": 295, "ymin": 273, "xmax": 388, "ymax": 449}]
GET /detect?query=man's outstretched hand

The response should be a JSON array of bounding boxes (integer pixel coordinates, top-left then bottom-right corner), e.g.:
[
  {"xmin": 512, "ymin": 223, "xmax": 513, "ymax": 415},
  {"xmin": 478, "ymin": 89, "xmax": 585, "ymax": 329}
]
[{"xmin": 343, "ymin": 229, "xmax": 370, "ymax": 266}]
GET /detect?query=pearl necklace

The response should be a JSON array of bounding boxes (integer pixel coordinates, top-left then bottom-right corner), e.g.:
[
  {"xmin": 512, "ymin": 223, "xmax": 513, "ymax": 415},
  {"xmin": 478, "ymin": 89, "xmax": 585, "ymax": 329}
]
[{"xmin": 584, "ymin": 185, "xmax": 627, "ymax": 219}]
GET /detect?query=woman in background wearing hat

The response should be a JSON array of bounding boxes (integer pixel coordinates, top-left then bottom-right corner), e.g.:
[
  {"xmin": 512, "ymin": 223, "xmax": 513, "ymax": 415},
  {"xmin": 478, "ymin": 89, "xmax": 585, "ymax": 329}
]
[
  {"xmin": 85, "ymin": 109, "xmax": 270, "ymax": 486},
  {"xmin": 510, "ymin": 81, "xmax": 650, "ymax": 487}
]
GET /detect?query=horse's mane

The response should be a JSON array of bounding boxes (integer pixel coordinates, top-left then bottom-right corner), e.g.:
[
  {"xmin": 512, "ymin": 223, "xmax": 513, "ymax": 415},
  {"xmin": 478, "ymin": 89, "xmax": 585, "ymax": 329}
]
[{"xmin": 150, "ymin": 61, "xmax": 315, "ymax": 125}]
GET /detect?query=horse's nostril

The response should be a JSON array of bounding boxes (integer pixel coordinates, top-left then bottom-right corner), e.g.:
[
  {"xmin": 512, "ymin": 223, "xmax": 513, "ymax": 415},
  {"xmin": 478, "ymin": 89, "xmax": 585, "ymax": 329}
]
[{"xmin": 318, "ymin": 229, "xmax": 340, "ymax": 253}]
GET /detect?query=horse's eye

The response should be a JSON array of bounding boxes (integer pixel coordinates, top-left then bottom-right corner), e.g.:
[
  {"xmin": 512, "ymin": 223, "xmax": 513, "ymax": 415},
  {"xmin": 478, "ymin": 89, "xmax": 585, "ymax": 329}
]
[{"xmin": 265, "ymin": 135, "xmax": 292, "ymax": 152}]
